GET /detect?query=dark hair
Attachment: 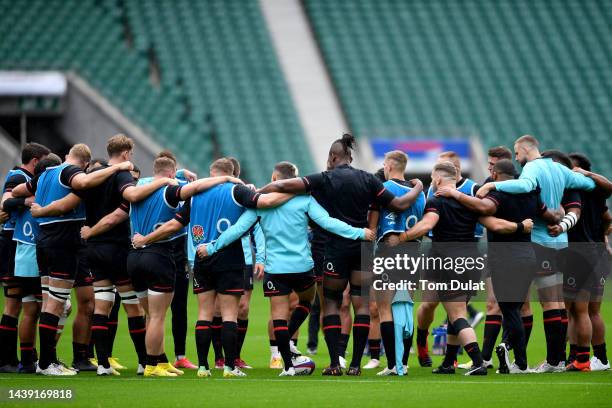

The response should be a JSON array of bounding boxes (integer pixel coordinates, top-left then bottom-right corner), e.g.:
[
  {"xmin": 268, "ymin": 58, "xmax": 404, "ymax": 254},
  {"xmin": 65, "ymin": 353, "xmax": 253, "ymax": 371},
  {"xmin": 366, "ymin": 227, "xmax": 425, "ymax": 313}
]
[
  {"xmin": 492, "ymin": 159, "xmax": 517, "ymax": 177},
  {"xmin": 569, "ymin": 152, "xmax": 591, "ymax": 172},
  {"xmin": 91, "ymin": 158, "xmax": 108, "ymax": 167},
  {"xmin": 541, "ymin": 149, "xmax": 572, "ymax": 169},
  {"xmin": 273, "ymin": 161, "xmax": 298, "ymax": 180},
  {"xmin": 34, "ymin": 153, "xmax": 61, "ymax": 175},
  {"xmin": 334, "ymin": 133, "xmax": 356, "ymax": 155},
  {"xmin": 22, "ymin": 142, "xmax": 50, "ymax": 164},
  {"xmin": 487, "ymin": 146, "xmax": 512, "ymax": 160}
]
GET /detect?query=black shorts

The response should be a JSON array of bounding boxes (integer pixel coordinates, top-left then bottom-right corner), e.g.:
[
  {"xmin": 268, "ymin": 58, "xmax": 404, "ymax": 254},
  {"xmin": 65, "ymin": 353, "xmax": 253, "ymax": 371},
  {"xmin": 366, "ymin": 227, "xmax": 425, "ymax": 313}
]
[
  {"xmin": 263, "ymin": 271, "xmax": 316, "ymax": 297},
  {"xmin": 74, "ymin": 245, "xmax": 93, "ymax": 287},
  {"xmin": 87, "ymin": 243, "xmax": 130, "ymax": 286},
  {"xmin": 127, "ymin": 246, "xmax": 176, "ymax": 293},
  {"xmin": 323, "ymin": 240, "xmax": 361, "ymax": 281},
  {"xmin": 19, "ymin": 277, "xmax": 42, "ymax": 302},
  {"xmin": 0, "ymin": 231, "xmax": 17, "ymax": 284},
  {"xmin": 193, "ymin": 259, "xmax": 244, "ymax": 296},
  {"xmin": 37, "ymin": 245, "xmax": 78, "ymax": 281},
  {"xmin": 562, "ymin": 245, "xmax": 610, "ymax": 301},
  {"xmin": 533, "ymin": 243, "xmax": 561, "ymax": 276},
  {"xmin": 244, "ymin": 265, "xmax": 254, "ymax": 291}
]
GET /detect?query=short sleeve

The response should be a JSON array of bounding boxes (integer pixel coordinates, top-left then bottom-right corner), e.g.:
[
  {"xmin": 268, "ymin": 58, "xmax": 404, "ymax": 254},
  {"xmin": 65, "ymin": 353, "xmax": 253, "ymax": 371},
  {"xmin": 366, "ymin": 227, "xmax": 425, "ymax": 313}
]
[
  {"xmin": 425, "ymin": 197, "xmax": 441, "ymax": 214},
  {"xmin": 484, "ymin": 191, "xmax": 502, "ymax": 208},
  {"xmin": 61, "ymin": 165, "xmax": 84, "ymax": 188},
  {"xmin": 301, "ymin": 172, "xmax": 324, "ymax": 193},
  {"xmin": 164, "ymin": 185, "xmax": 183, "ymax": 208},
  {"xmin": 174, "ymin": 200, "xmax": 191, "ymax": 226},
  {"xmin": 232, "ymin": 184, "xmax": 260, "ymax": 209},
  {"xmin": 3, "ymin": 173, "xmax": 27, "ymax": 193},
  {"xmin": 369, "ymin": 175, "xmax": 395, "ymax": 208},
  {"xmin": 561, "ymin": 189, "xmax": 582, "ymax": 210},
  {"xmin": 119, "ymin": 199, "xmax": 130, "ymax": 213},
  {"xmin": 116, "ymin": 170, "xmax": 136, "ymax": 194}
]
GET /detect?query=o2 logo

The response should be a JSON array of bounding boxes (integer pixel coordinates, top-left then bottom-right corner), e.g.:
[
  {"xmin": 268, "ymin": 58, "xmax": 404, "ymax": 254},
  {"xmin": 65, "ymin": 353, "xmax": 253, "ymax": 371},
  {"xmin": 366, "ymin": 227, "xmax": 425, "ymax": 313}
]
[
  {"xmin": 216, "ymin": 218, "xmax": 231, "ymax": 233},
  {"xmin": 22, "ymin": 221, "xmax": 33, "ymax": 240},
  {"xmin": 266, "ymin": 280, "xmax": 276, "ymax": 291},
  {"xmin": 405, "ymin": 215, "xmax": 418, "ymax": 229}
]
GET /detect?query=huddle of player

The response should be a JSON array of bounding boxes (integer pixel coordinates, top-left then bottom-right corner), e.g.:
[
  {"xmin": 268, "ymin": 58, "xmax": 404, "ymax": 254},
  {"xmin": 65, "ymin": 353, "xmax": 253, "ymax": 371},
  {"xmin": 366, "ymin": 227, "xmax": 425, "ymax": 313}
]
[{"xmin": 0, "ymin": 132, "xmax": 609, "ymax": 377}]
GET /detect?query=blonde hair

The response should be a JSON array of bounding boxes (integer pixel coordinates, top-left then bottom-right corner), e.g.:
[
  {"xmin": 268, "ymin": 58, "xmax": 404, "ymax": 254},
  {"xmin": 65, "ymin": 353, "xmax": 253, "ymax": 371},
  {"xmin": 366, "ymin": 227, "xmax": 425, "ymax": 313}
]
[
  {"xmin": 433, "ymin": 161, "xmax": 457, "ymax": 181},
  {"xmin": 106, "ymin": 134, "xmax": 134, "ymax": 157},
  {"xmin": 209, "ymin": 158, "xmax": 234, "ymax": 175},
  {"xmin": 384, "ymin": 150, "xmax": 408, "ymax": 172},
  {"xmin": 69, "ymin": 144, "xmax": 92, "ymax": 164},
  {"xmin": 515, "ymin": 134, "xmax": 539, "ymax": 149},
  {"xmin": 153, "ymin": 157, "xmax": 176, "ymax": 175}
]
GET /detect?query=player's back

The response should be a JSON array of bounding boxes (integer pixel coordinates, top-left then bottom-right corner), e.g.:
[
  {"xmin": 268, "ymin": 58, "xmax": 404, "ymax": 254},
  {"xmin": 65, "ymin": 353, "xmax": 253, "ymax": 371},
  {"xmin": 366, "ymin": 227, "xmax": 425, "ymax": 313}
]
[
  {"xmin": 427, "ymin": 195, "xmax": 479, "ymax": 243},
  {"xmin": 378, "ymin": 179, "xmax": 425, "ymax": 241}
]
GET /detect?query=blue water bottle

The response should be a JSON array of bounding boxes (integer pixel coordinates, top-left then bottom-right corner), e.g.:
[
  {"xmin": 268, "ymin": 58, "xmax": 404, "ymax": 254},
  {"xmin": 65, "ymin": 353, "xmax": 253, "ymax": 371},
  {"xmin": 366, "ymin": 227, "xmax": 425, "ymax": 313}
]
[{"xmin": 432, "ymin": 325, "xmax": 447, "ymax": 355}]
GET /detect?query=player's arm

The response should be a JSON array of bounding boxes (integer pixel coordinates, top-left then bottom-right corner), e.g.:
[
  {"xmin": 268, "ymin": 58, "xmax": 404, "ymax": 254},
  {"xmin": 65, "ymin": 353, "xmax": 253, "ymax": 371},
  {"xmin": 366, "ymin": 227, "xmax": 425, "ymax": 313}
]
[
  {"xmin": 253, "ymin": 223, "xmax": 265, "ymax": 265},
  {"xmin": 2, "ymin": 196, "xmax": 31, "ymax": 212},
  {"xmin": 307, "ymin": 197, "xmax": 373, "ymax": 241},
  {"xmin": 573, "ymin": 168, "xmax": 612, "ymax": 194},
  {"xmin": 132, "ymin": 219, "xmax": 183, "ymax": 248},
  {"xmin": 557, "ymin": 163, "xmax": 595, "ymax": 192},
  {"xmin": 70, "ymin": 162, "xmax": 133, "ymax": 190},
  {"xmin": 176, "ymin": 168, "xmax": 197, "ymax": 182},
  {"xmin": 233, "ymin": 184, "xmax": 293, "ymax": 209},
  {"xmin": 383, "ymin": 179, "xmax": 424, "ymax": 212},
  {"xmin": 435, "ymin": 187, "xmax": 497, "ymax": 215},
  {"xmin": 398, "ymin": 211, "xmax": 439, "ymax": 242},
  {"xmin": 478, "ymin": 162, "xmax": 538, "ymax": 197},
  {"xmin": 257, "ymin": 177, "xmax": 308, "ymax": 194},
  {"xmin": 202, "ymin": 210, "xmax": 258, "ymax": 257},
  {"xmin": 81, "ymin": 203, "xmax": 129, "ymax": 241},
  {"xmin": 178, "ymin": 176, "xmax": 242, "ymax": 201},
  {"xmin": 367, "ymin": 207, "xmax": 380, "ymax": 231},
  {"xmin": 479, "ymin": 216, "xmax": 533, "ymax": 234},
  {"xmin": 122, "ymin": 177, "xmax": 177, "ymax": 203},
  {"xmin": 548, "ymin": 192, "xmax": 581, "ymax": 237},
  {"xmin": 8, "ymin": 183, "xmax": 32, "ymax": 198},
  {"xmin": 30, "ymin": 193, "xmax": 81, "ymax": 217}
]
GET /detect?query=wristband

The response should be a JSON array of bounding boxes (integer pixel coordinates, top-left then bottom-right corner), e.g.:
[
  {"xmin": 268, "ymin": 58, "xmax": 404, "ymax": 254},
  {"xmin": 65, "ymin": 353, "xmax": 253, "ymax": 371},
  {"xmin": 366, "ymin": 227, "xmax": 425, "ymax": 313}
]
[{"xmin": 515, "ymin": 222, "xmax": 524, "ymax": 233}]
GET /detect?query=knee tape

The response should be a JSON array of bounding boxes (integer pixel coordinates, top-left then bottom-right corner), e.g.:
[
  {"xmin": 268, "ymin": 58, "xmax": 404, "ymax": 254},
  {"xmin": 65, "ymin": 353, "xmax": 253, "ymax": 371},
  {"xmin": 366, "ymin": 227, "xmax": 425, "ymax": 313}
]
[
  {"xmin": 136, "ymin": 290, "xmax": 148, "ymax": 299},
  {"xmin": 22, "ymin": 294, "xmax": 37, "ymax": 303},
  {"xmin": 94, "ymin": 285, "xmax": 115, "ymax": 302},
  {"xmin": 535, "ymin": 274, "xmax": 558, "ymax": 290},
  {"xmin": 120, "ymin": 290, "xmax": 139, "ymax": 305},
  {"xmin": 323, "ymin": 287, "xmax": 343, "ymax": 301},
  {"xmin": 48, "ymin": 285, "xmax": 71, "ymax": 303},
  {"xmin": 451, "ymin": 317, "xmax": 471, "ymax": 334}
]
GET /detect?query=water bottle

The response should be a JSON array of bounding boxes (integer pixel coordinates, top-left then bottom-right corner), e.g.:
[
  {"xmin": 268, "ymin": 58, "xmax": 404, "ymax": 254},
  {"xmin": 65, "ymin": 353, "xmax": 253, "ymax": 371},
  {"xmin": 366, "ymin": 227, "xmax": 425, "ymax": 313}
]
[{"xmin": 432, "ymin": 325, "xmax": 447, "ymax": 355}]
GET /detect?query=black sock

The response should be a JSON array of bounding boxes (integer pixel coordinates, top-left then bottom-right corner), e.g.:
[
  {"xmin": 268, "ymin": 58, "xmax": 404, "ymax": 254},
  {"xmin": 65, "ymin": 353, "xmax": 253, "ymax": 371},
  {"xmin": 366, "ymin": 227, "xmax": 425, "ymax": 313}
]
[
  {"xmin": 91, "ymin": 313, "xmax": 110, "ymax": 369},
  {"xmin": 350, "ymin": 314, "xmax": 370, "ymax": 368},
  {"xmin": 289, "ymin": 301, "xmax": 311, "ymax": 339},
  {"xmin": 569, "ymin": 343, "xmax": 578, "ymax": 363},
  {"xmin": 273, "ymin": 320, "xmax": 292, "ymax": 371},
  {"xmin": 269, "ymin": 339, "xmax": 278, "ymax": 347},
  {"xmin": 543, "ymin": 309, "xmax": 561, "ymax": 365},
  {"xmin": 221, "ymin": 321, "xmax": 238, "ymax": 369},
  {"xmin": 402, "ymin": 334, "xmax": 413, "ymax": 365},
  {"xmin": 0, "ymin": 314, "xmax": 19, "ymax": 365},
  {"xmin": 307, "ymin": 295, "xmax": 320, "ymax": 349},
  {"xmin": 559, "ymin": 309, "xmax": 568, "ymax": 363},
  {"xmin": 380, "ymin": 321, "xmax": 396, "ymax": 369},
  {"xmin": 170, "ymin": 278, "xmax": 188, "ymax": 358},
  {"xmin": 443, "ymin": 344, "xmax": 459, "ymax": 367},
  {"xmin": 72, "ymin": 342, "xmax": 89, "ymax": 363},
  {"xmin": 127, "ymin": 316, "xmax": 146, "ymax": 366},
  {"xmin": 108, "ymin": 294, "xmax": 120, "ymax": 356},
  {"xmin": 20, "ymin": 342, "xmax": 35, "ymax": 366},
  {"xmin": 522, "ymin": 315, "xmax": 533, "ymax": 346},
  {"xmin": 195, "ymin": 320, "xmax": 212, "ymax": 369},
  {"xmin": 338, "ymin": 333, "xmax": 350, "ymax": 358},
  {"xmin": 576, "ymin": 346, "xmax": 590, "ymax": 363},
  {"xmin": 88, "ymin": 339, "xmax": 95, "ymax": 359},
  {"xmin": 416, "ymin": 327, "xmax": 428, "ymax": 351},
  {"xmin": 368, "ymin": 339, "xmax": 381, "ymax": 360},
  {"xmin": 482, "ymin": 315, "xmax": 502, "ymax": 361},
  {"xmin": 211, "ymin": 316, "xmax": 223, "ymax": 361},
  {"xmin": 322, "ymin": 315, "xmax": 341, "ymax": 367},
  {"xmin": 465, "ymin": 342, "xmax": 484, "ymax": 367},
  {"xmin": 38, "ymin": 312, "xmax": 60, "ymax": 369},
  {"xmin": 593, "ymin": 343, "xmax": 608, "ymax": 365},
  {"xmin": 236, "ymin": 319, "xmax": 248, "ymax": 359},
  {"xmin": 159, "ymin": 353, "xmax": 168, "ymax": 363},
  {"xmin": 146, "ymin": 354, "xmax": 160, "ymax": 366}
]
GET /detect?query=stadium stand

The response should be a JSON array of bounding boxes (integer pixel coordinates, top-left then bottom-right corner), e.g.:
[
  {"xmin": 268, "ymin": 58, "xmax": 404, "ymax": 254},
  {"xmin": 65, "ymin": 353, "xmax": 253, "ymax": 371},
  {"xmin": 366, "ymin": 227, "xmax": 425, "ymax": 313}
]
[
  {"xmin": 304, "ymin": 0, "xmax": 612, "ymax": 176},
  {"xmin": 0, "ymin": 0, "xmax": 313, "ymax": 184}
]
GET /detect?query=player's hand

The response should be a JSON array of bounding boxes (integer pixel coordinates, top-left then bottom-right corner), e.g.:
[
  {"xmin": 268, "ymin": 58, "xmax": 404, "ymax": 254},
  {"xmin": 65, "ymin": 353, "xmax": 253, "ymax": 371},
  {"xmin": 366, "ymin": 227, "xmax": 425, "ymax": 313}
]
[
  {"xmin": 476, "ymin": 182, "xmax": 495, "ymax": 198},
  {"xmin": 572, "ymin": 167, "xmax": 588, "ymax": 176},
  {"xmin": 132, "ymin": 233, "xmax": 147, "ymax": 248},
  {"xmin": 435, "ymin": 186, "xmax": 458, "ymax": 199},
  {"xmin": 182, "ymin": 169, "xmax": 198, "ymax": 182},
  {"xmin": 520, "ymin": 218, "xmax": 533, "ymax": 233},
  {"xmin": 227, "ymin": 176, "xmax": 244, "ymax": 185},
  {"xmin": 30, "ymin": 203, "xmax": 44, "ymax": 217},
  {"xmin": 254, "ymin": 263, "xmax": 265, "ymax": 280},
  {"xmin": 80, "ymin": 226, "xmax": 92, "ymax": 241},
  {"xmin": 116, "ymin": 161, "xmax": 134, "ymax": 172},
  {"xmin": 409, "ymin": 178, "xmax": 423, "ymax": 191},
  {"xmin": 0, "ymin": 210, "xmax": 8, "ymax": 223},
  {"xmin": 24, "ymin": 196, "xmax": 35, "ymax": 207},
  {"xmin": 196, "ymin": 244, "xmax": 208, "ymax": 259},
  {"xmin": 161, "ymin": 177, "xmax": 179, "ymax": 186},
  {"xmin": 363, "ymin": 228, "xmax": 376, "ymax": 241},
  {"xmin": 547, "ymin": 224, "xmax": 563, "ymax": 237},
  {"xmin": 385, "ymin": 234, "xmax": 401, "ymax": 247},
  {"xmin": 549, "ymin": 206, "xmax": 565, "ymax": 224}
]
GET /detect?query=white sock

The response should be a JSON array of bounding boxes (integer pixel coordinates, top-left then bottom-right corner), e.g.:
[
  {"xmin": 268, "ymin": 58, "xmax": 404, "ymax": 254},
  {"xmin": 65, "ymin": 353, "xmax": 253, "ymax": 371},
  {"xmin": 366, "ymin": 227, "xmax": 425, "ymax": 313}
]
[
  {"xmin": 270, "ymin": 346, "xmax": 279, "ymax": 355},
  {"xmin": 176, "ymin": 355, "xmax": 185, "ymax": 361}
]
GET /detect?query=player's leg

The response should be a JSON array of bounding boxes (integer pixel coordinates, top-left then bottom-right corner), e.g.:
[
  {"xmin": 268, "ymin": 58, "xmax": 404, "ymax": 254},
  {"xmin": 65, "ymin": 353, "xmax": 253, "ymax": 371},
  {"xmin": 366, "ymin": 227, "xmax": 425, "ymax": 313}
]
[
  {"xmin": 145, "ymin": 289, "xmax": 175, "ymax": 376},
  {"xmin": 17, "ymin": 278, "xmax": 40, "ymax": 373},
  {"xmin": 235, "ymin": 287, "xmax": 252, "ymax": 368},
  {"xmin": 520, "ymin": 298, "xmax": 533, "ymax": 346},
  {"xmin": 171, "ymin": 257, "xmax": 192, "ymax": 368},
  {"xmin": 71, "ymin": 284, "xmax": 95, "ymax": 371},
  {"xmin": 566, "ymin": 298, "xmax": 591, "ymax": 371},
  {"xmin": 321, "ymin": 272, "xmax": 348, "ymax": 375},
  {"xmin": 116, "ymin": 282, "xmax": 146, "ymax": 374},
  {"xmin": 481, "ymin": 278, "xmax": 502, "ymax": 366},
  {"xmin": 364, "ymin": 297, "xmax": 381, "ymax": 369},
  {"xmin": 288, "ymin": 291, "xmax": 301, "ymax": 354},
  {"xmin": 375, "ymin": 288, "xmax": 396, "ymax": 375},
  {"xmin": 289, "ymin": 273, "xmax": 316, "ymax": 343},
  {"xmin": 194, "ymin": 290, "xmax": 216, "ymax": 377},
  {"xmin": 589, "ymin": 300, "xmax": 609, "ymax": 370},
  {"xmin": 346, "ymin": 269, "xmax": 372, "ymax": 375},
  {"xmin": 416, "ymin": 299, "xmax": 437, "ymax": 367},
  {"xmin": 211, "ymin": 301, "xmax": 224, "ymax": 368},
  {"xmin": 337, "ymin": 287, "xmax": 352, "ymax": 366},
  {"xmin": 91, "ymin": 279, "xmax": 116, "ymax": 373},
  {"xmin": 270, "ymin": 294, "xmax": 292, "ymax": 373},
  {"xmin": 0, "ymin": 281, "xmax": 21, "ymax": 371},
  {"xmin": 218, "ymin": 292, "xmax": 242, "ymax": 376},
  {"xmin": 107, "ymin": 291, "xmax": 121, "ymax": 363},
  {"xmin": 307, "ymin": 251, "xmax": 324, "ymax": 355}
]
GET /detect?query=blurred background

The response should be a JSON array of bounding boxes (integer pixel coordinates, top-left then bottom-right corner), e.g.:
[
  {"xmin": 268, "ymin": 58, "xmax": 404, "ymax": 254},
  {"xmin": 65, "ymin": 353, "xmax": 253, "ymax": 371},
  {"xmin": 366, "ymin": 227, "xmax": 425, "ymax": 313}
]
[{"xmin": 0, "ymin": 0, "xmax": 610, "ymax": 186}]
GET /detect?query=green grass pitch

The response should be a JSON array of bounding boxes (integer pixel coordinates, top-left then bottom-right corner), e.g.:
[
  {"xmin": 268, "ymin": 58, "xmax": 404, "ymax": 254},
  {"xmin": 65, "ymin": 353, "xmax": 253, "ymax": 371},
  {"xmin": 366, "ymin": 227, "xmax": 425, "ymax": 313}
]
[{"xmin": 1, "ymin": 283, "xmax": 611, "ymax": 407}]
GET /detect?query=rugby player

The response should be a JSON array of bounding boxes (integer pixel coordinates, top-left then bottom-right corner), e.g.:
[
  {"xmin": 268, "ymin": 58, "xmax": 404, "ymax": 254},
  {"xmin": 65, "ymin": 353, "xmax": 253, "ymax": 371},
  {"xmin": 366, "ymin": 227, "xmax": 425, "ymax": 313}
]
[
  {"xmin": 199, "ymin": 161, "xmax": 375, "ymax": 376},
  {"xmin": 477, "ymin": 135, "xmax": 596, "ymax": 372},
  {"xmin": 398, "ymin": 161, "xmax": 534, "ymax": 376},
  {"xmin": 0, "ymin": 143, "xmax": 50, "ymax": 372},
  {"xmin": 258, "ymin": 134, "xmax": 424, "ymax": 376},
  {"xmin": 132, "ymin": 158, "xmax": 292, "ymax": 377},
  {"xmin": 367, "ymin": 150, "xmax": 426, "ymax": 375}
]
